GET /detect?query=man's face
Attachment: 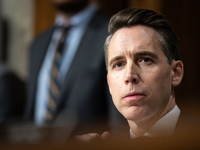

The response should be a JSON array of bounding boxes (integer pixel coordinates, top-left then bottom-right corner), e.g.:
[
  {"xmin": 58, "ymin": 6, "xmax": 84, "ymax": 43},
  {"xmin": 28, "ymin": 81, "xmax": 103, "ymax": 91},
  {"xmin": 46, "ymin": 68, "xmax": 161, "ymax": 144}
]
[{"xmin": 107, "ymin": 25, "xmax": 177, "ymax": 123}]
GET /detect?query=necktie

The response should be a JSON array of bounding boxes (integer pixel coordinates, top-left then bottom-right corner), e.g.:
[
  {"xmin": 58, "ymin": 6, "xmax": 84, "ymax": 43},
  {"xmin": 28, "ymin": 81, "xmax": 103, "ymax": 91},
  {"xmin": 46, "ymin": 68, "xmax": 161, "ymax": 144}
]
[{"xmin": 45, "ymin": 26, "xmax": 70, "ymax": 122}]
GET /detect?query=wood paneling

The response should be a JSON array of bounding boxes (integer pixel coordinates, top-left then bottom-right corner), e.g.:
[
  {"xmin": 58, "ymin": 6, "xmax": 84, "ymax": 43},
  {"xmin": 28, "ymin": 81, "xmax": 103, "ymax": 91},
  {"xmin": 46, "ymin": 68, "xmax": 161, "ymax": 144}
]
[
  {"xmin": 34, "ymin": 0, "xmax": 57, "ymax": 36},
  {"xmin": 98, "ymin": 0, "xmax": 128, "ymax": 17},
  {"xmin": 162, "ymin": 0, "xmax": 200, "ymax": 116},
  {"xmin": 128, "ymin": 0, "xmax": 163, "ymax": 13},
  {"xmin": 33, "ymin": 0, "xmax": 128, "ymax": 36}
]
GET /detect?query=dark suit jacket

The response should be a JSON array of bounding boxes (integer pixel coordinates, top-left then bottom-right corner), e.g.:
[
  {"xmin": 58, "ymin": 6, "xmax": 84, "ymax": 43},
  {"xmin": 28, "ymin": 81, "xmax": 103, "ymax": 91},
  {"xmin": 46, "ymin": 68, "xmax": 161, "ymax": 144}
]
[
  {"xmin": 0, "ymin": 64, "xmax": 26, "ymax": 125},
  {"xmin": 25, "ymin": 10, "xmax": 128, "ymax": 135}
]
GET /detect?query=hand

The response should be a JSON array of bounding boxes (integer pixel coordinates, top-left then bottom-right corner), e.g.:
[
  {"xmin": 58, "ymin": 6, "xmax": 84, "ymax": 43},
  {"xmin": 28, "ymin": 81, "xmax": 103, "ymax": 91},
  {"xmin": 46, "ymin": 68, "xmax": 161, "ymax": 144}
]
[{"xmin": 74, "ymin": 131, "xmax": 111, "ymax": 143}]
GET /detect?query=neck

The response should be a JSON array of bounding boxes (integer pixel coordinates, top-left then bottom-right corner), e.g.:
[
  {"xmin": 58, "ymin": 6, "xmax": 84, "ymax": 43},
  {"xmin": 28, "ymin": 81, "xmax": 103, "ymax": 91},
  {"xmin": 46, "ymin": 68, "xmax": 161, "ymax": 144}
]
[
  {"xmin": 57, "ymin": 13, "xmax": 73, "ymax": 21},
  {"xmin": 128, "ymin": 94, "xmax": 176, "ymax": 136}
]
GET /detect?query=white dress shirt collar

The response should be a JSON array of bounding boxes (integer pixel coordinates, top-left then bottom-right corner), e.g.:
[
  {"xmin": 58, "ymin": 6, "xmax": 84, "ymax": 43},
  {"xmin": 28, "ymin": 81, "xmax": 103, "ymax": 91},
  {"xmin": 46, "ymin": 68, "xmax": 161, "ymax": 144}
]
[{"xmin": 130, "ymin": 105, "xmax": 181, "ymax": 139}]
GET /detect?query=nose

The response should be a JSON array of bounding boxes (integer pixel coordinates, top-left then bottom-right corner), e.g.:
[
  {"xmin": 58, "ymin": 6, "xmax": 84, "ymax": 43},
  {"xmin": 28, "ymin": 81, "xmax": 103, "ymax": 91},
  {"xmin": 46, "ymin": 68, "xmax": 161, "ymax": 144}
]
[{"xmin": 124, "ymin": 64, "xmax": 139, "ymax": 85}]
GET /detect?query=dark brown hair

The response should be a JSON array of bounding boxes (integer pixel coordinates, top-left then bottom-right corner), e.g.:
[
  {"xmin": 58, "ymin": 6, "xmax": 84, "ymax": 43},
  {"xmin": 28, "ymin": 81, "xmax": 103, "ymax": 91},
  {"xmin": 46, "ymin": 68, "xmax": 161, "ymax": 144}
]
[{"xmin": 104, "ymin": 8, "xmax": 180, "ymax": 67}]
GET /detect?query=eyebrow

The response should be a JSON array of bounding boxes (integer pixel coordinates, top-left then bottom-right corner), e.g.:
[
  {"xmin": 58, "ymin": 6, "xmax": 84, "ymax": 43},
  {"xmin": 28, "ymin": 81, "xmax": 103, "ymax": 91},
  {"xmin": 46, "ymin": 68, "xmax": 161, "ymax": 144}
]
[
  {"xmin": 109, "ymin": 56, "xmax": 124, "ymax": 67},
  {"xmin": 108, "ymin": 51, "xmax": 158, "ymax": 67},
  {"xmin": 134, "ymin": 51, "xmax": 158, "ymax": 59}
]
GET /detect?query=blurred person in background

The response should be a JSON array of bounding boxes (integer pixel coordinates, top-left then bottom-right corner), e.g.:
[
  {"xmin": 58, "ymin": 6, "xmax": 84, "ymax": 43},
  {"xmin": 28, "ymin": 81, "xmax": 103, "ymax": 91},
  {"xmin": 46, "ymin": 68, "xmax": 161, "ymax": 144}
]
[
  {"xmin": 0, "ymin": 16, "xmax": 25, "ymax": 129},
  {"xmin": 25, "ymin": 0, "xmax": 128, "ymax": 137},
  {"xmin": 0, "ymin": 63, "xmax": 25, "ymax": 126}
]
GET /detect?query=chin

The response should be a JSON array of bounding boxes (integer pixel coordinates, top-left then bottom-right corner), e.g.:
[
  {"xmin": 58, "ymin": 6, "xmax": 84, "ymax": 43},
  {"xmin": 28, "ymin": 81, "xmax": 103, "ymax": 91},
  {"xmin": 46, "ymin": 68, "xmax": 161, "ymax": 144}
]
[
  {"xmin": 122, "ymin": 111, "xmax": 141, "ymax": 121},
  {"xmin": 122, "ymin": 107, "xmax": 148, "ymax": 122}
]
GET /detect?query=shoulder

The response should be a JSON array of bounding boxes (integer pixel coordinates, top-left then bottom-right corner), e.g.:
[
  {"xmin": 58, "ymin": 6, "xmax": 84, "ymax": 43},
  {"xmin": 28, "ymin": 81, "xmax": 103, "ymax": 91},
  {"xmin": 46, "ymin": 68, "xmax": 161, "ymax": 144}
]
[
  {"xmin": 0, "ymin": 64, "xmax": 13, "ymax": 78},
  {"xmin": 83, "ymin": 9, "xmax": 109, "ymax": 43},
  {"xmin": 30, "ymin": 26, "xmax": 55, "ymax": 47},
  {"xmin": 35, "ymin": 26, "xmax": 55, "ymax": 39},
  {"xmin": 88, "ymin": 9, "xmax": 109, "ymax": 31}
]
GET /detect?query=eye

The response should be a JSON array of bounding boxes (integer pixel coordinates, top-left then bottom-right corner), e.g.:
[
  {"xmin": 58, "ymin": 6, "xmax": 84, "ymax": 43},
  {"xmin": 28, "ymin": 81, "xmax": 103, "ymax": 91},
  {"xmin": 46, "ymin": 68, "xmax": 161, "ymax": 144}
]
[
  {"xmin": 139, "ymin": 57, "xmax": 153, "ymax": 65},
  {"xmin": 113, "ymin": 62, "xmax": 125, "ymax": 69},
  {"xmin": 141, "ymin": 57, "xmax": 152, "ymax": 62}
]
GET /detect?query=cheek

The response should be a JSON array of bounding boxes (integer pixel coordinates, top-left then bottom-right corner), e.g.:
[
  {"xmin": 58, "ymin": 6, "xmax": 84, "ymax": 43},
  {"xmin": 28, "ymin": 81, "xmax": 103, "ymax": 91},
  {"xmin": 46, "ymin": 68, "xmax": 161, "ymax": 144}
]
[
  {"xmin": 147, "ymin": 68, "xmax": 172, "ymax": 99},
  {"xmin": 147, "ymin": 66, "xmax": 171, "ymax": 84},
  {"xmin": 109, "ymin": 71, "xmax": 123, "ymax": 90},
  {"xmin": 108, "ymin": 72, "xmax": 123, "ymax": 104},
  {"xmin": 109, "ymin": 76, "xmax": 121, "ymax": 98},
  {"xmin": 158, "ymin": 69, "xmax": 172, "ymax": 88},
  {"xmin": 109, "ymin": 82, "xmax": 121, "ymax": 112}
]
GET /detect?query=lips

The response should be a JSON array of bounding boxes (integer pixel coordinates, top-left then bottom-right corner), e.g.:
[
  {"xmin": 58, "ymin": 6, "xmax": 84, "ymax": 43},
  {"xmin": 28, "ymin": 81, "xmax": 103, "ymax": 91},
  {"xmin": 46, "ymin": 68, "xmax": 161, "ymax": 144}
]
[{"xmin": 123, "ymin": 92, "xmax": 145, "ymax": 101}]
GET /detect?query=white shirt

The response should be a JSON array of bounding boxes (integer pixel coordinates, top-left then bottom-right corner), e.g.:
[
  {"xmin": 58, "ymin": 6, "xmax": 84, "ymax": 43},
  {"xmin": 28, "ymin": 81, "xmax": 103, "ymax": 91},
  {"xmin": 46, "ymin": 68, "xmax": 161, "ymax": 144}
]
[{"xmin": 130, "ymin": 105, "xmax": 181, "ymax": 139}]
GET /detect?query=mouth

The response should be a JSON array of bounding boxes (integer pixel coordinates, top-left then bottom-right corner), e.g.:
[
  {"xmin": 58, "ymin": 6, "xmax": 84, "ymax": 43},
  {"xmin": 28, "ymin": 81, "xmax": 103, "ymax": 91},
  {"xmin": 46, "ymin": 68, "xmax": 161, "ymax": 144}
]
[{"xmin": 123, "ymin": 92, "xmax": 145, "ymax": 101}]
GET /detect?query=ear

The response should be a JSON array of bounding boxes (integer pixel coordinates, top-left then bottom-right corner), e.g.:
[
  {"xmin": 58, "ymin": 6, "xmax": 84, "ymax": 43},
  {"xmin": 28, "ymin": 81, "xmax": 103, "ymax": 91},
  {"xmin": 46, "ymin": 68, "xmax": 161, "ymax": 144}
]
[
  {"xmin": 171, "ymin": 60, "xmax": 184, "ymax": 87},
  {"xmin": 107, "ymin": 75, "xmax": 112, "ymax": 95}
]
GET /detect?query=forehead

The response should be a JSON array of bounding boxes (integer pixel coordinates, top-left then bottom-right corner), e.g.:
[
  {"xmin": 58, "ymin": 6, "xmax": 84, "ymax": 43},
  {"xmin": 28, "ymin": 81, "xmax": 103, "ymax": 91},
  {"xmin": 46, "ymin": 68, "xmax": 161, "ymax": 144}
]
[{"xmin": 108, "ymin": 25, "xmax": 163, "ymax": 59}]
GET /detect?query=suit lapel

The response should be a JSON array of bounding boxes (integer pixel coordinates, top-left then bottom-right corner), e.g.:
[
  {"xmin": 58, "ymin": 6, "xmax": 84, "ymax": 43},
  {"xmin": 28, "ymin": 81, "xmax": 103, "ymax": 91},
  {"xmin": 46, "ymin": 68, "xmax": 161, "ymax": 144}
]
[
  {"xmin": 57, "ymin": 10, "xmax": 109, "ymax": 109},
  {"xmin": 28, "ymin": 27, "xmax": 55, "ymax": 116}
]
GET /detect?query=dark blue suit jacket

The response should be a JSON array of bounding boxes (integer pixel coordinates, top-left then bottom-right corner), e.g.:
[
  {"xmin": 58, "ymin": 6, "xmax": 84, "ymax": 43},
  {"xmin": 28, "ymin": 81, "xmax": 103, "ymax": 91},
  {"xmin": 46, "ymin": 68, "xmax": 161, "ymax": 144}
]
[{"xmin": 25, "ymin": 10, "xmax": 128, "ymax": 135}]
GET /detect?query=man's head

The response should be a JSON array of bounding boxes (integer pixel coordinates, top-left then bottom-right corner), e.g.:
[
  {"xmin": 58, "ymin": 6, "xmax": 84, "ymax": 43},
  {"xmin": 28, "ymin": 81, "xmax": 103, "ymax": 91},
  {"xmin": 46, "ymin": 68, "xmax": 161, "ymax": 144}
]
[
  {"xmin": 105, "ymin": 8, "xmax": 184, "ymax": 125},
  {"xmin": 104, "ymin": 8, "xmax": 181, "ymax": 68},
  {"xmin": 51, "ymin": 0, "xmax": 91, "ymax": 14}
]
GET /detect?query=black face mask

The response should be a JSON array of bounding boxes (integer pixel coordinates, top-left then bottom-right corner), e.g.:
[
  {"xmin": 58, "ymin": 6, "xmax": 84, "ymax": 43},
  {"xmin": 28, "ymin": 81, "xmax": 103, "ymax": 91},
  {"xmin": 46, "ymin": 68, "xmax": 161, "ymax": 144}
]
[{"xmin": 53, "ymin": 0, "xmax": 90, "ymax": 14}]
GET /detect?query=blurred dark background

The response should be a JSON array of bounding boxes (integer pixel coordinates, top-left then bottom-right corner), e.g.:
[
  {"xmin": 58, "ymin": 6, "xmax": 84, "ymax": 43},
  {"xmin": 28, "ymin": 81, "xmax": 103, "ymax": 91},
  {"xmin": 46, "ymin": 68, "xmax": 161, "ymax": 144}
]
[
  {"xmin": 0, "ymin": 0, "xmax": 199, "ymax": 116},
  {"xmin": 161, "ymin": 0, "xmax": 200, "ymax": 116}
]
